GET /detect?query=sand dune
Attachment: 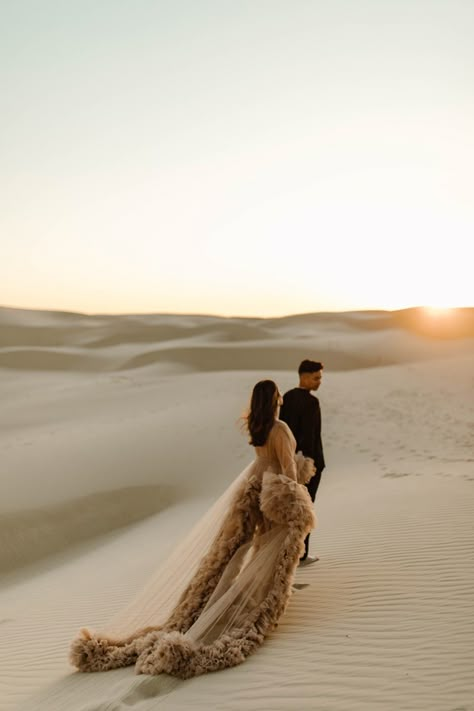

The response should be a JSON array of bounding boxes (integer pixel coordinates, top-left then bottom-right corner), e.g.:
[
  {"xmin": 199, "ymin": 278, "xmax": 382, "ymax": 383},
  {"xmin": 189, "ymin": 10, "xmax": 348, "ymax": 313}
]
[
  {"xmin": 0, "ymin": 485, "xmax": 181, "ymax": 574},
  {"xmin": 0, "ymin": 306, "xmax": 473, "ymax": 710},
  {"xmin": 1, "ymin": 306, "xmax": 472, "ymax": 374},
  {"xmin": 0, "ymin": 348, "xmax": 108, "ymax": 372}
]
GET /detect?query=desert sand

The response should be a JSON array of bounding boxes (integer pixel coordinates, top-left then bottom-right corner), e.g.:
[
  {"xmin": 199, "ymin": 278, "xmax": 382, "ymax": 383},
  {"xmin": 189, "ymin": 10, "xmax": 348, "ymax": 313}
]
[{"xmin": 1, "ymin": 305, "xmax": 473, "ymax": 710}]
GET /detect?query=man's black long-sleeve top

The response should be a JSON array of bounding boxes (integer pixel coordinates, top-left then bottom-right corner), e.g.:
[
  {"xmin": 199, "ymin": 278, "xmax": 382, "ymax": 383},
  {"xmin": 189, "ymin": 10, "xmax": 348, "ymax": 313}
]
[{"xmin": 279, "ymin": 388, "xmax": 325, "ymax": 473}]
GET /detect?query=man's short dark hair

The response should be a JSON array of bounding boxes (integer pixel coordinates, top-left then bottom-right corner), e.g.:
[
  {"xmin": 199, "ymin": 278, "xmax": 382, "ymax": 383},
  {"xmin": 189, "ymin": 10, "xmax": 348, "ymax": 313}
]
[{"xmin": 298, "ymin": 359, "xmax": 324, "ymax": 375}]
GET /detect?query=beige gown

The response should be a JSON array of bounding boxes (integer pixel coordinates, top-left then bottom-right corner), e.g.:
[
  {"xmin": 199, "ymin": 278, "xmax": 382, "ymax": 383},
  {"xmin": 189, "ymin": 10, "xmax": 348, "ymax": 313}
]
[{"xmin": 70, "ymin": 420, "xmax": 316, "ymax": 678}]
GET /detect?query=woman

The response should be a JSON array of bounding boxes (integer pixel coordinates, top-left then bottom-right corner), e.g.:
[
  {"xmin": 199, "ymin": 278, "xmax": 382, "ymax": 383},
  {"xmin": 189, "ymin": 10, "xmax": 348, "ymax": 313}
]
[{"xmin": 70, "ymin": 380, "xmax": 316, "ymax": 678}]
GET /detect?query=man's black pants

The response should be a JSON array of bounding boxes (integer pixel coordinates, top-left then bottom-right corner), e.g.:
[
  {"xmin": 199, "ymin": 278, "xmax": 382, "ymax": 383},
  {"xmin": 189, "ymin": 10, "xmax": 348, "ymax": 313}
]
[{"xmin": 301, "ymin": 469, "xmax": 323, "ymax": 559}]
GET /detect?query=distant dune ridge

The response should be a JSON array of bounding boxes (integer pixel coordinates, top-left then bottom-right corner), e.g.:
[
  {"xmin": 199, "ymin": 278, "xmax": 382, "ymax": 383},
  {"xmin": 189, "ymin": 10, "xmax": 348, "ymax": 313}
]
[
  {"xmin": 0, "ymin": 306, "xmax": 473, "ymax": 710},
  {"xmin": 0, "ymin": 306, "xmax": 472, "ymax": 372}
]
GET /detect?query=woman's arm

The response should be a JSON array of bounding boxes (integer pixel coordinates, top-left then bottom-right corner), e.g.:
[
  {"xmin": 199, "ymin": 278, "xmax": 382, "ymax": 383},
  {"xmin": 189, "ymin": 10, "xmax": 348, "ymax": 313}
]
[
  {"xmin": 273, "ymin": 423, "xmax": 298, "ymax": 481},
  {"xmin": 260, "ymin": 427, "xmax": 317, "ymax": 529}
]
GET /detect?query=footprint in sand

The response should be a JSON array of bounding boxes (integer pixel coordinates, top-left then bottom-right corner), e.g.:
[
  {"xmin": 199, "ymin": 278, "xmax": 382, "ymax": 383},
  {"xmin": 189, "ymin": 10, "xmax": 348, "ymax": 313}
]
[{"xmin": 382, "ymin": 472, "xmax": 412, "ymax": 478}]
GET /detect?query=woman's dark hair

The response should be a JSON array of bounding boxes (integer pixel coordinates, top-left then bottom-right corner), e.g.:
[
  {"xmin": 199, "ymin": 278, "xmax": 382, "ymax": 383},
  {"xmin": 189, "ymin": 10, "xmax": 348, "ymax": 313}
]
[{"xmin": 246, "ymin": 380, "xmax": 279, "ymax": 447}]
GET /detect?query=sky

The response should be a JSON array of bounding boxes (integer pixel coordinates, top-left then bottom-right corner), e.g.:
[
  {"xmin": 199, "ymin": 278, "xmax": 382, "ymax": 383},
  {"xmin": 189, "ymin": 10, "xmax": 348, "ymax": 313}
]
[{"xmin": 2, "ymin": 0, "xmax": 473, "ymax": 317}]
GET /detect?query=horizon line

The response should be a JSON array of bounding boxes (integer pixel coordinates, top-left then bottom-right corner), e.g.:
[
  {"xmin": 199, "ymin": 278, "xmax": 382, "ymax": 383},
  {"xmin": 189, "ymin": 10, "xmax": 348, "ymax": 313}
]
[{"xmin": 1, "ymin": 303, "xmax": 473, "ymax": 320}]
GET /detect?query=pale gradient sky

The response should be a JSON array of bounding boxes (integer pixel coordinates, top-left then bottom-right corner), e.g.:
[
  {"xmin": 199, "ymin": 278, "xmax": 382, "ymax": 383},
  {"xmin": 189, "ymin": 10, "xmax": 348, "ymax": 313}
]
[{"xmin": 2, "ymin": 0, "xmax": 473, "ymax": 317}]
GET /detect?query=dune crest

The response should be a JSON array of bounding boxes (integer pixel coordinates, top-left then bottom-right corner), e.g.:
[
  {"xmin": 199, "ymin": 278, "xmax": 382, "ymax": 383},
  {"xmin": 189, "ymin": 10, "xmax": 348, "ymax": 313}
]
[{"xmin": 1, "ymin": 306, "xmax": 472, "ymax": 374}]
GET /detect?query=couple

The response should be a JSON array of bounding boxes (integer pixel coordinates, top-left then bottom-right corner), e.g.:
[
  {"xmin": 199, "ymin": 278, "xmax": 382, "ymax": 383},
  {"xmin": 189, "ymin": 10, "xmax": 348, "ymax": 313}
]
[{"xmin": 71, "ymin": 360, "xmax": 325, "ymax": 679}]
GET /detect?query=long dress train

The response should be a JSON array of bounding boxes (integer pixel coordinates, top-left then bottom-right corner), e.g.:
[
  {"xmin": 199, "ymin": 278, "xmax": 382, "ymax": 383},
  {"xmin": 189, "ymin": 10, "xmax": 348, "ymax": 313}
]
[{"xmin": 70, "ymin": 420, "xmax": 316, "ymax": 678}]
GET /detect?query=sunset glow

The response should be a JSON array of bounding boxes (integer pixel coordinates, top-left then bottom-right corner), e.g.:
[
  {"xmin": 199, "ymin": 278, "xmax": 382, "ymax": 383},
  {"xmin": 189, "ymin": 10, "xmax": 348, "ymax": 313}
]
[
  {"xmin": 1, "ymin": 2, "xmax": 473, "ymax": 316},
  {"xmin": 424, "ymin": 306, "xmax": 454, "ymax": 316}
]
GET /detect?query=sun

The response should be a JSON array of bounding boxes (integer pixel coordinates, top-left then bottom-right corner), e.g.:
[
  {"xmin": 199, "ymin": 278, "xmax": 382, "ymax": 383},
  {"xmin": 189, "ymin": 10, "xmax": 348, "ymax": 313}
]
[{"xmin": 423, "ymin": 304, "xmax": 454, "ymax": 317}]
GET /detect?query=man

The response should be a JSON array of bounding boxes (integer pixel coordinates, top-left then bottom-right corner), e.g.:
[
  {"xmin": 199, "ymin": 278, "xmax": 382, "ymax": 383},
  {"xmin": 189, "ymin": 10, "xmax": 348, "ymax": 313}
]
[{"xmin": 279, "ymin": 359, "xmax": 325, "ymax": 566}]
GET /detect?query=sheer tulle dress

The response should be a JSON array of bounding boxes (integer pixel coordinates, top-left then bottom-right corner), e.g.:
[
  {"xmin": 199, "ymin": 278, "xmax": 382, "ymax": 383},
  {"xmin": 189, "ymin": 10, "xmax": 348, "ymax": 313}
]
[{"xmin": 70, "ymin": 420, "xmax": 316, "ymax": 678}]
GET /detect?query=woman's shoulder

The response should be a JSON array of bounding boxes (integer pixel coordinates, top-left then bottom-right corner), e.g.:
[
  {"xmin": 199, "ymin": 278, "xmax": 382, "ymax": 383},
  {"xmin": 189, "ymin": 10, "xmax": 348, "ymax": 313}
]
[{"xmin": 273, "ymin": 419, "xmax": 294, "ymax": 438}]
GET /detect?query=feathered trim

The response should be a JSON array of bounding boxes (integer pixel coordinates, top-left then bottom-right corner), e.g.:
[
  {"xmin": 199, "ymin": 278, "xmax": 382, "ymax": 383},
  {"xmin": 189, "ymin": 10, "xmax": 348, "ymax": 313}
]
[
  {"xmin": 71, "ymin": 468, "xmax": 317, "ymax": 678},
  {"xmin": 71, "ymin": 476, "xmax": 261, "ymax": 672},
  {"xmin": 69, "ymin": 628, "xmax": 140, "ymax": 672},
  {"xmin": 260, "ymin": 471, "xmax": 316, "ymax": 531},
  {"xmin": 295, "ymin": 452, "xmax": 316, "ymax": 484}
]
